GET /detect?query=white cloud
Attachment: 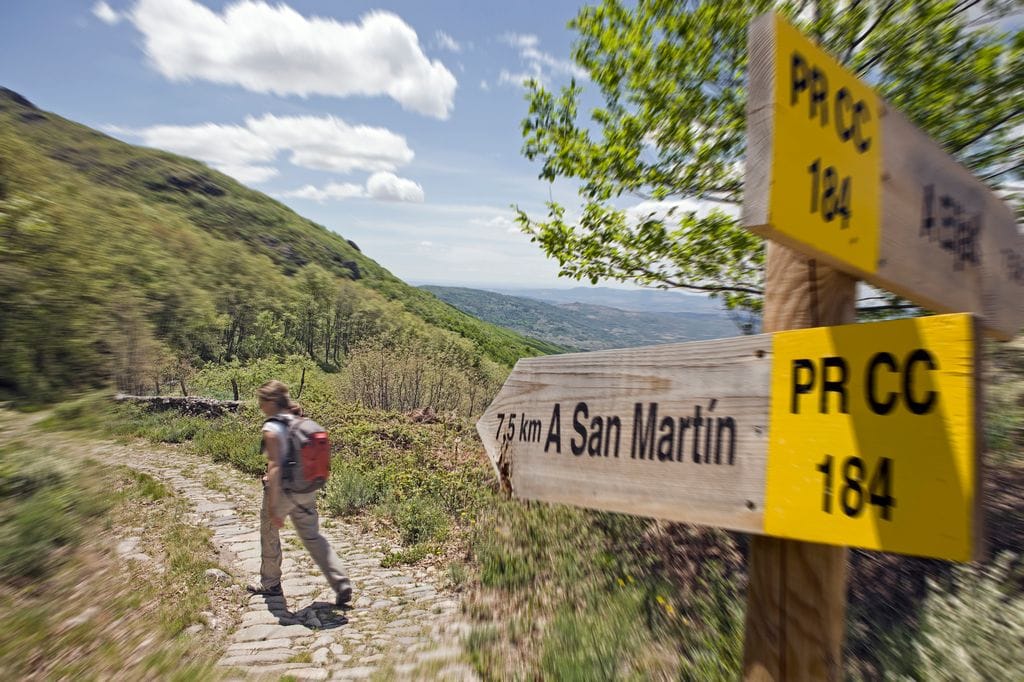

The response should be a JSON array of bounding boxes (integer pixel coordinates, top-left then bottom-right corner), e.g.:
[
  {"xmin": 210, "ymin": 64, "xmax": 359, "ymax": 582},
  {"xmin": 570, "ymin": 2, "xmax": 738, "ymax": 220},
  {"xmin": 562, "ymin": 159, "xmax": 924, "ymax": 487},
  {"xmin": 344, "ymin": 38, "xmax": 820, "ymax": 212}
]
[
  {"xmin": 480, "ymin": 80, "xmax": 490, "ymax": 91},
  {"xmin": 112, "ymin": 114, "xmax": 413, "ymax": 184},
  {"xmin": 624, "ymin": 198, "xmax": 740, "ymax": 224},
  {"xmin": 93, "ymin": 1, "xmax": 122, "ymax": 24},
  {"xmin": 282, "ymin": 182, "xmax": 365, "ymax": 202},
  {"xmin": 498, "ymin": 32, "xmax": 587, "ymax": 88},
  {"xmin": 281, "ymin": 173, "xmax": 424, "ymax": 203},
  {"xmin": 435, "ymin": 30, "xmax": 461, "ymax": 53},
  {"xmin": 246, "ymin": 114, "xmax": 413, "ymax": 174},
  {"xmin": 366, "ymin": 171, "xmax": 425, "ymax": 203},
  {"xmin": 470, "ymin": 214, "xmax": 519, "ymax": 232},
  {"xmin": 498, "ymin": 68, "xmax": 542, "ymax": 88},
  {"xmin": 501, "ymin": 33, "xmax": 539, "ymax": 50},
  {"xmin": 420, "ymin": 241, "xmax": 433, "ymax": 247},
  {"xmin": 128, "ymin": 0, "xmax": 458, "ymax": 118}
]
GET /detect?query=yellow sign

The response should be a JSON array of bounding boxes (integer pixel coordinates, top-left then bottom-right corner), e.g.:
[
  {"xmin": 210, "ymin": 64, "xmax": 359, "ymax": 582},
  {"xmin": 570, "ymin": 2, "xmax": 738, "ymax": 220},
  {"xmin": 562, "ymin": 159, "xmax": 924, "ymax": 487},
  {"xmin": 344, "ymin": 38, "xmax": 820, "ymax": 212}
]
[
  {"xmin": 764, "ymin": 314, "xmax": 977, "ymax": 561},
  {"xmin": 768, "ymin": 15, "xmax": 881, "ymax": 274}
]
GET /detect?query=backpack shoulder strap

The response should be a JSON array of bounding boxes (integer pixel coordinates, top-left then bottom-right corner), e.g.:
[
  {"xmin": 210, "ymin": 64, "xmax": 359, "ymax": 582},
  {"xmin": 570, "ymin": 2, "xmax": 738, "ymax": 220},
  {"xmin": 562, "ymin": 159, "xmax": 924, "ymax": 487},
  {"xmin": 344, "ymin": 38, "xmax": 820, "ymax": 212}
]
[{"xmin": 262, "ymin": 414, "xmax": 294, "ymax": 453}]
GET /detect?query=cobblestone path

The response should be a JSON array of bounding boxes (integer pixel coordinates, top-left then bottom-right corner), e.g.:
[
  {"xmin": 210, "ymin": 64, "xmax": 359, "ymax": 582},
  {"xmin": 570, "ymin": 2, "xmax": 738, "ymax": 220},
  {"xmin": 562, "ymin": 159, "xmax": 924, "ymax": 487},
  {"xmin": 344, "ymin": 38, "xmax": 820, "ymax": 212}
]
[{"xmin": 16, "ymin": 419, "xmax": 479, "ymax": 681}]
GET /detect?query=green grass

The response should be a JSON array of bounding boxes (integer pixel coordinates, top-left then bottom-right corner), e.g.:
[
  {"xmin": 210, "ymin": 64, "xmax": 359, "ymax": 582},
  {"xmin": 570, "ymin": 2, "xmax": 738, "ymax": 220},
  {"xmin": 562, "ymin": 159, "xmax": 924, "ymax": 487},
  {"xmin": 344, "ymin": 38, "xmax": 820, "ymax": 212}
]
[
  {"xmin": 381, "ymin": 543, "xmax": 437, "ymax": 567},
  {"xmin": 0, "ymin": 442, "xmax": 226, "ymax": 678},
  {"xmin": 202, "ymin": 470, "xmax": 231, "ymax": 494},
  {"xmin": 0, "ymin": 442, "xmax": 108, "ymax": 581}
]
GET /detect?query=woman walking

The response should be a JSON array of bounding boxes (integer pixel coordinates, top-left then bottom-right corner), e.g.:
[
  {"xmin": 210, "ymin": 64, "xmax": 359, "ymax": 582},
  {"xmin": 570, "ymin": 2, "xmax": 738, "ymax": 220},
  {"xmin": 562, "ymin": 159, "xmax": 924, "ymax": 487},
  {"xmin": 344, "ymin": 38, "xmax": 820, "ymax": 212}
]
[{"xmin": 248, "ymin": 380, "xmax": 352, "ymax": 606}]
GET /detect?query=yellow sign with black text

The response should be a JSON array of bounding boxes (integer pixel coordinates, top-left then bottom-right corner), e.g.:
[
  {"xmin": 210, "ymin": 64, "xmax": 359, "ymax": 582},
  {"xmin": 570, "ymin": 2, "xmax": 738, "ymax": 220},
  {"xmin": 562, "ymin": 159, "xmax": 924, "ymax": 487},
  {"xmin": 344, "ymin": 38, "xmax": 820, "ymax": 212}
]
[
  {"xmin": 768, "ymin": 15, "xmax": 881, "ymax": 274},
  {"xmin": 764, "ymin": 314, "xmax": 977, "ymax": 561}
]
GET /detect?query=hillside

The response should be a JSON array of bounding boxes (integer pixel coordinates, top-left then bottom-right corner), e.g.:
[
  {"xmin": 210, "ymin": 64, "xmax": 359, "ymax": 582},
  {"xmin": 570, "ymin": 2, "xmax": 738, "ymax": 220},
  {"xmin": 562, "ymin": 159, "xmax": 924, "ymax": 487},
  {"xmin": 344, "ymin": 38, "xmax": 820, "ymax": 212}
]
[
  {"xmin": 422, "ymin": 286, "xmax": 740, "ymax": 350},
  {"xmin": 0, "ymin": 87, "xmax": 561, "ymax": 399}
]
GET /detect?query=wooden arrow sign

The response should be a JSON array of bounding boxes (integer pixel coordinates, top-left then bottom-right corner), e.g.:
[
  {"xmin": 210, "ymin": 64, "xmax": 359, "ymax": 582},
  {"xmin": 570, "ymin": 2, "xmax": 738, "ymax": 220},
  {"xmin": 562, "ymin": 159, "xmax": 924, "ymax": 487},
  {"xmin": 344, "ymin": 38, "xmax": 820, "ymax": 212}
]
[{"xmin": 477, "ymin": 334, "xmax": 773, "ymax": 534}]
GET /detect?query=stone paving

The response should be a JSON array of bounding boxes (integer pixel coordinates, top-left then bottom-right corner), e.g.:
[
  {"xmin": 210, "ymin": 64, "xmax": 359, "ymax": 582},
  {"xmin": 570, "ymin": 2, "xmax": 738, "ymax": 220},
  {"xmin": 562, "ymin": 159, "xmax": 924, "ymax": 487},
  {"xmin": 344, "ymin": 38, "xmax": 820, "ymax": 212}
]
[{"xmin": 14, "ymin": 418, "xmax": 479, "ymax": 681}]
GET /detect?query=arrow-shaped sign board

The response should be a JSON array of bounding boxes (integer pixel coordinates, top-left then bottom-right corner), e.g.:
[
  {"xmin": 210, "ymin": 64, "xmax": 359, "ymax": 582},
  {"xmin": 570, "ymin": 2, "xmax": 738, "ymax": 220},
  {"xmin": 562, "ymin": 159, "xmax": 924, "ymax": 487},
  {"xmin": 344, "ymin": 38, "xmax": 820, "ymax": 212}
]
[
  {"xmin": 478, "ymin": 314, "xmax": 980, "ymax": 561},
  {"xmin": 744, "ymin": 12, "xmax": 1024, "ymax": 340}
]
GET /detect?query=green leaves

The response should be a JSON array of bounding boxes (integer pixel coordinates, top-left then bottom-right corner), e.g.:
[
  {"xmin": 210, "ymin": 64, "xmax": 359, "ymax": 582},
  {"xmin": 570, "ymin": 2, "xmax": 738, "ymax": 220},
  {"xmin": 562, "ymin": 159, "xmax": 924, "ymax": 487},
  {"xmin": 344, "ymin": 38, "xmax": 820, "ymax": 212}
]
[{"xmin": 518, "ymin": 0, "xmax": 1024, "ymax": 313}]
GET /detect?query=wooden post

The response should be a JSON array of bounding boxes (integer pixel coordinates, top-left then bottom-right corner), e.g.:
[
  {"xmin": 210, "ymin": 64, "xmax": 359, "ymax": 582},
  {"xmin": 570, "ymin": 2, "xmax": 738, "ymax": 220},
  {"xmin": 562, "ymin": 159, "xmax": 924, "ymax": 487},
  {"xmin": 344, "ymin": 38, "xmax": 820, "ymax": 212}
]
[{"xmin": 742, "ymin": 241, "xmax": 855, "ymax": 681}]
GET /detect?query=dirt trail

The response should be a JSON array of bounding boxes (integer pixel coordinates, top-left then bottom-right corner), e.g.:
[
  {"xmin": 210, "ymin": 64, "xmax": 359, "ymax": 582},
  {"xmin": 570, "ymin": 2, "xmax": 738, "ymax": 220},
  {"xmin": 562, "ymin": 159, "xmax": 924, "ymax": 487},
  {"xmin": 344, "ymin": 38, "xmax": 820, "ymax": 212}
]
[{"xmin": 9, "ymin": 415, "xmax": 478, "ymax": 681}]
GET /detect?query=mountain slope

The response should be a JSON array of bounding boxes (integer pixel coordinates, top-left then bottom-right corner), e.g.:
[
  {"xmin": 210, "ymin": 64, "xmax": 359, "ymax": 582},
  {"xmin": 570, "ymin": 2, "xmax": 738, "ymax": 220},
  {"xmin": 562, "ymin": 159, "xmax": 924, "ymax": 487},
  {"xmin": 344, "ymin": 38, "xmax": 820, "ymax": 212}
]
[
  {"xmin": 0, "ymin": 87, "xmax": 561, "ymax": 389},
  {"xmin": 422, "ymin": 286, "xmax": 740, "ymax": 350}
]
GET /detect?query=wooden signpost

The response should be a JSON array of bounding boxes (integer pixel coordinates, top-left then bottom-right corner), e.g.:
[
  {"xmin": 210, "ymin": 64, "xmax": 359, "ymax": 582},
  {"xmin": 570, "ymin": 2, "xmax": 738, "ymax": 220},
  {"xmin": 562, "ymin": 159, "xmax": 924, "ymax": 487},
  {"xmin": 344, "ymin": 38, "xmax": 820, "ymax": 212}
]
[
  {"xmin": 477, "ymin": 313, "xmax": 980, "ymax": 562},
  {"xmin": 478, "ymin": 10, "xmax": 1015, "ymax": 681},
  {"xmin": 744, "ymin": 12, "xmax": 1024, "ymax": 341}
]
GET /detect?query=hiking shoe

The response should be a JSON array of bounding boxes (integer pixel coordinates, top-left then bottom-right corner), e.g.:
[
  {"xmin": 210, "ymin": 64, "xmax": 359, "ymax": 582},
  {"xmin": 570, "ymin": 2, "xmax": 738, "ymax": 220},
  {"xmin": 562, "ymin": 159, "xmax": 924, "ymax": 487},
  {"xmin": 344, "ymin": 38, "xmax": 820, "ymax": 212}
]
[
  {"xmin": 246, "ymin": 583, "xmax": 283, "ymax": 597},
  {"xmin": 336, "ymin": 584, "xmax": 353, "ymax": 607}
]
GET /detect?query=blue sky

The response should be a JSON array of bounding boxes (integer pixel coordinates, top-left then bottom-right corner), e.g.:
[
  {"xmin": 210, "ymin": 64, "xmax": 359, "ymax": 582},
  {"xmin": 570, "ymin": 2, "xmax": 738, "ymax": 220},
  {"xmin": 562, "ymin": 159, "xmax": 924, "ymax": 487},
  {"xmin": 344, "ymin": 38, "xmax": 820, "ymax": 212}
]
[{"xmin": 0, "ymin": 0, "xmax": 611, "ymax": 288}]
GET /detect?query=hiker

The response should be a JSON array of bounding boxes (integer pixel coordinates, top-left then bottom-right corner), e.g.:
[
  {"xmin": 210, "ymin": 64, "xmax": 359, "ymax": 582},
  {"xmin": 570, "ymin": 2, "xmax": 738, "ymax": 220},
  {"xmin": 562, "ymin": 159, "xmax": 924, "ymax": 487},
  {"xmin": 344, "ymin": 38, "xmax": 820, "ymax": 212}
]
[{"xmin": 248, "ymin": 380, "xmax": 352, "ymax": 606}]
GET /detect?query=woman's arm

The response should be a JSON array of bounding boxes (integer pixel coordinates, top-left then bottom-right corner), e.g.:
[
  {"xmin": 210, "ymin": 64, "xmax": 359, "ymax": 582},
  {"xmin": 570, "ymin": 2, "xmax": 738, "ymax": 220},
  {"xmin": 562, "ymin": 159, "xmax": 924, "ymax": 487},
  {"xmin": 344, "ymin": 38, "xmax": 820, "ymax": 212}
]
[{"xmin": 263, "ymin": 429, "xmax": 284, "ymax": 528}]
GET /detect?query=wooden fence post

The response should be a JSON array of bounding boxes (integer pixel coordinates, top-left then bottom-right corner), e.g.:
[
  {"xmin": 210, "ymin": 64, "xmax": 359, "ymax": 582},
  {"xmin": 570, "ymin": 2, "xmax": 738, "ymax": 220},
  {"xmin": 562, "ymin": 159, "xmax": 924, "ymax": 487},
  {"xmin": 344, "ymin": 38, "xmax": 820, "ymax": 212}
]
[{"xmin": 742, "ymin": 241, "xmax": 855, "ymax": 681}]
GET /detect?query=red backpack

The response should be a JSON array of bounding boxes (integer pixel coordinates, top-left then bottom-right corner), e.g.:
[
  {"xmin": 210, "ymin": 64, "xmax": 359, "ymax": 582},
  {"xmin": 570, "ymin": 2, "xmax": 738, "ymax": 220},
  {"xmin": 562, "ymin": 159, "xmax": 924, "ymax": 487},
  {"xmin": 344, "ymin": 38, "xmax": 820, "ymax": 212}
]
[{"xmin": 267, "ymin": 414, "xmax": 331, "ymax": 493}]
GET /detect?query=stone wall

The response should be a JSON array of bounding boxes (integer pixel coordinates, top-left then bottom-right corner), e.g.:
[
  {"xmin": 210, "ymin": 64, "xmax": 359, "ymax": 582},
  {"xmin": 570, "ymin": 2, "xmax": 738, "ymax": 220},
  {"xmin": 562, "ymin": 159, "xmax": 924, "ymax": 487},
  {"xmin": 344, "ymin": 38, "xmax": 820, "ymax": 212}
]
[{"xmin": 114, "ymin": 394, "xmax": 245, "ymax": 418}]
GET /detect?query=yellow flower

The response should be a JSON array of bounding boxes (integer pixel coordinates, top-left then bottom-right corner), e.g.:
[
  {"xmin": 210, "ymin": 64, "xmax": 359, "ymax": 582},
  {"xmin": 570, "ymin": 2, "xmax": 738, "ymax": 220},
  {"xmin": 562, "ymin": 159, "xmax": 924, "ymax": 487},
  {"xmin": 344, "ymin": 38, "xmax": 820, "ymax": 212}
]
[
  {"xmin": 656, "ymin": 595, "xmax": 666, "ymax": 605},
  {"xmin": 617, "ymin": 578, "xmax": 625, "ymax": 587}
]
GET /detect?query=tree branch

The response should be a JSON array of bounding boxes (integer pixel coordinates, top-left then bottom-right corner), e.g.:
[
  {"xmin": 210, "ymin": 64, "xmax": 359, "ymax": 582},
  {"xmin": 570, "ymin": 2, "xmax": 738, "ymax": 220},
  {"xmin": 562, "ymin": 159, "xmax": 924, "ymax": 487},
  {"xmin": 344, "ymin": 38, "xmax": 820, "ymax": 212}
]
[
  {"xmin": 845, "ymin": 0, "xmax": 897, "ymax": 63},
  {"xmin": 950, "ymin": 106, "xmax": 1024, "ymax": 154},
  {"xmin": 633, "ymin": 266, "xmax": 763, "ymax": 296}
]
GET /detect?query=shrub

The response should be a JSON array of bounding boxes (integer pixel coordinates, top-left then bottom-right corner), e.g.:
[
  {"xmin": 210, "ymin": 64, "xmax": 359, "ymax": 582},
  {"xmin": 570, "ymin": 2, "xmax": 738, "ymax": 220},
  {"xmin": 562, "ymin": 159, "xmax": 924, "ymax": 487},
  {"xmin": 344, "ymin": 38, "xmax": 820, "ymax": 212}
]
[
  {"xmin": 0, "ymin": 446, "xmax": 110, "ymax": 581},
  {"xmin": 380, "ymin": 543, "xmax": 434, "ymax": 567},
  {"xmin": 387, "ymin": 495, "xmax": 449, "ymax": 545},
  {"xmin": 677, "ymin": 567, "xmax": 744, "ymax": 682},
  {"xmin": 908, "ymin": 554, "xmax": 1024, "ymax": 681},
  {"xmin": 539, "ymin": 587, "xmax": 649, "ymax": 681},
  {"xmin": 323, "ymin": 463, "xmax": 378, "ymax": 516},
  {"xmin": 191, "ymin": 420, "xmax": 262, "ymax": 476}
]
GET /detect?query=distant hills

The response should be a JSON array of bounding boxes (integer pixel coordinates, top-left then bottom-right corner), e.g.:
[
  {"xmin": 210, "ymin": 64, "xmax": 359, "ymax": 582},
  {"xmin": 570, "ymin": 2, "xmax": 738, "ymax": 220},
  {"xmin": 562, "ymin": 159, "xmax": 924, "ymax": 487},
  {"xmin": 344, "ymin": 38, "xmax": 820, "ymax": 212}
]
[
  {"xmin": 488, "ymin": 286, "xmax": 728, "ymax": 315},
  {"xmin": 421, "ymin": 286, "xmax": 742, "ymax": 351}
]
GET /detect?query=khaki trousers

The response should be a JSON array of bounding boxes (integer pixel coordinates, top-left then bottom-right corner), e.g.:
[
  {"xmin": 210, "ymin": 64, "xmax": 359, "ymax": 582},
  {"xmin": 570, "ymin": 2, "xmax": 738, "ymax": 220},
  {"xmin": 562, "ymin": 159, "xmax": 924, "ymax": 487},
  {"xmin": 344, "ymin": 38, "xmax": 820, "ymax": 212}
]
[{"xmin": 259, "ymin": 484, "xmax": 349, "ymax": 594}]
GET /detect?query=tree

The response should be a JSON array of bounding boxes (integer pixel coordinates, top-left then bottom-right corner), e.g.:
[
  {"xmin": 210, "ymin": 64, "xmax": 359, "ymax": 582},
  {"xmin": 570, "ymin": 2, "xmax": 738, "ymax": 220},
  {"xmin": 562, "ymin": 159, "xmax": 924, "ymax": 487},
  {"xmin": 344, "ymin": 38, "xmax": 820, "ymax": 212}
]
[{"xmin": 517, "ymin": 0, "xmax": 1024, "ymax": 313}]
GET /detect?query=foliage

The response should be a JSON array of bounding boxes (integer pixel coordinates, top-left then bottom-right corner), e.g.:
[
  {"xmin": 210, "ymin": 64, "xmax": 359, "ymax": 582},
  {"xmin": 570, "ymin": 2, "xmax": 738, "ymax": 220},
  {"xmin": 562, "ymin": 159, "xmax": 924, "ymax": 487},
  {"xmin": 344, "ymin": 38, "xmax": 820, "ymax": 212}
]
[
  {"xmin": 323, "ymin": 462, "xmax": 380, "ymax": 516},
  {"xmin": 0, "ymin": 443, "xmax": 109, "ymax": 580},
  {"xmin": 386, "ymin": 495, "xmax": 450, "ymax": 545},
  {"xmin": 467, "ymin": 497, "xmax": 745, "ymax": 679},
  {"xmin": 343, "ymin": 335, "xmax": 508, "ymax": 416},
  {"xmin": 676, "ymin": 567, "xmax": 745, "ymax": 682},
  {"xmin": 538, "ymin": 587, "xmax": 650, "ymax": 681},
  {"xmin": 906, "ymin": 554, "xmax": 1024, "ymax": 682},
  {"xmin": 517, "ymin": 0, "xmax": 1024, "ymax": 313},
  {"xmin": 380, "ymin": 543, "xmax": 436, "ymax": 567}
]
